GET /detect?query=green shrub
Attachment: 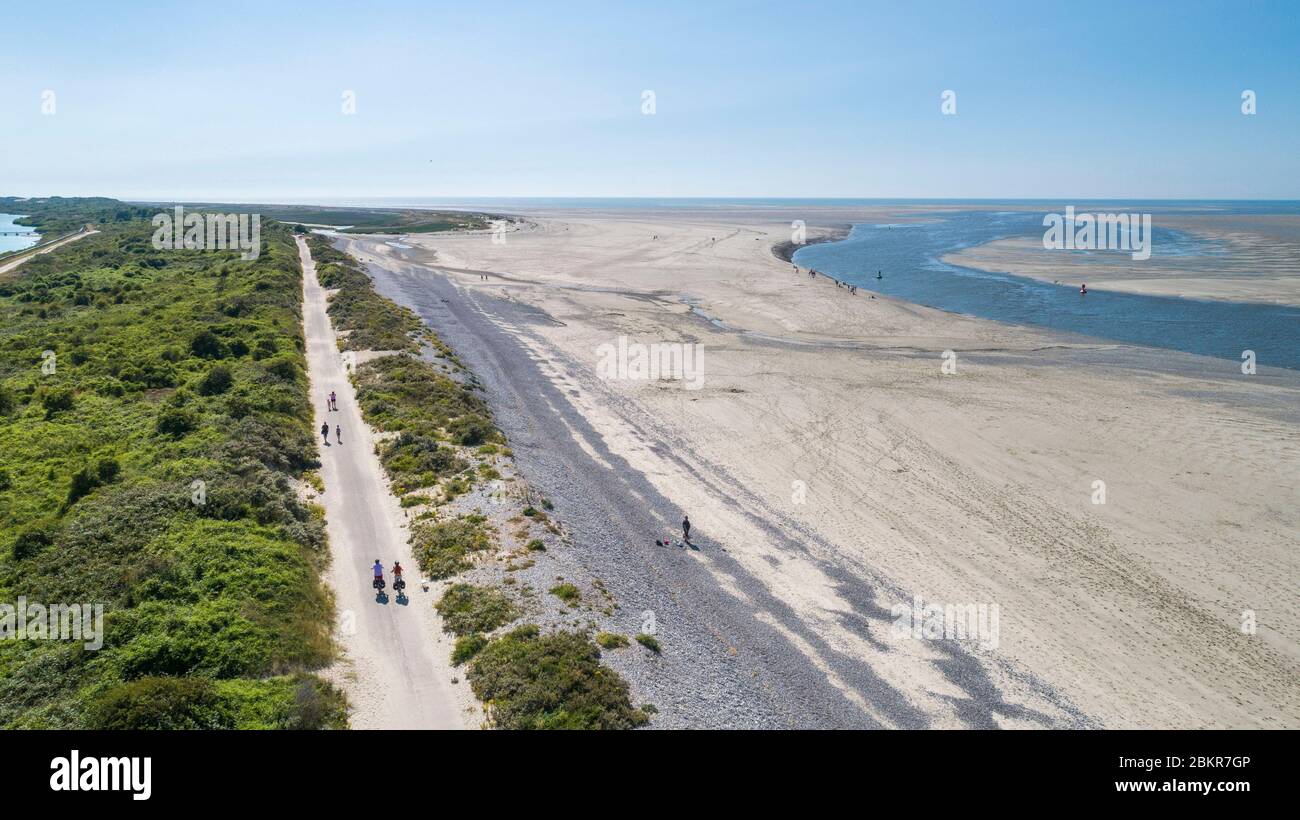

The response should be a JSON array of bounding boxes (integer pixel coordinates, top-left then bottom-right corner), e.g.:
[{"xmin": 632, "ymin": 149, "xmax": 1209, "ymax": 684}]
[
  {"xmin": 198, "ymin": 364, "xmax": 234, "ymax": 396},
  {"xmin": 279, "ymin": 675, "xmax": 348, "ymax": 730},
  {"xmin": 190, "ymin": 329, "xmax": 225, "ymax": 359},
  {"xmin": 85, "ymin": 677, "xmax": 230, "ymax": 730},
  {"xmin": 305, "ymin": 235, "xmax": 425, "ymax": 352},
  {"xmin": 263, "ymin": 356, "xmax": 300, "ymax": 382},
  {"xmin": 436, "ymin": 584, "xmax": 519, "ymax": 636},
  {"xmin": 155, "ymin": 407, "xmax": 198, "ymax": 437},
  {"xmin": 595, "ymin": 632, "xmax": 628, "ymax": 649},
  {"xmin": 11, "ymin": 518, "xmax": 57, "ymax": 560},
  {"xmin": 635, "ymin": 634, "xmax": 661, "ymax": 653},
  {"xmin": 451, "ymin": 634, "xmax": 488, "ymax": 665},
  {"xmin": 353, "ymin": 353, "xmax": 499, "ymax": 445},
  {"xmin": 451, "ymin": 417, "xmax": 494, "ymax": 446},
  {"xmin": 64, "ymin": 458, "xmax": 119, "ymax": 508},
  {"xmin": 40, "ymin": 387, "xmax": 75, "ymax": 417},
  {"xmin": 468, "ymin": 626, "xmax": 649, "ymax": 730},
  {"xmin": 410, "ymin": 516, "xmax": 493, "ymax": 579},
  {"xmin": 549, "ymin": 583, "xmax": 581, "ymax": 604},
  {"xmin": 0, "ymin": 215, "xmax": 342, "ymax": 728},
  {"xmin": 380, "ymin": 432, "xmax": 466, "ymax": 493}
]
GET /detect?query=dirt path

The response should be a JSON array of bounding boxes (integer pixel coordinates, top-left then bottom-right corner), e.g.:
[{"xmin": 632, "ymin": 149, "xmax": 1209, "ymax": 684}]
[
  {"xmin": 0, "ymin": 228, "xmax": 98, "ymax": 276},
  {"xmin": 296, "ymin": 236, "xmax": 467, "ymax": 730}
]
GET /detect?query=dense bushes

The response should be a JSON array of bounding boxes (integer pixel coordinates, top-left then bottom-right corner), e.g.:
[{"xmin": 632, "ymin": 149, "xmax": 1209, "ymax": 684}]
[
  {"xmin": 197, "ymin": 364, "xmax": 233, "ymax": 396},
  {"xmin": 468, "ymin": 625, "xmax": 649, "ymax": 730},
  {"xmin": 379, "ymin": 433, "xmax": 469, "ymax": 494},
  {"xmin": 85, "ymin": 677, "xmax": 227, "ymax": 729},
  {"xmin": 435, "ymin": 584, "xmax": 518, "ymax": 636},
  {"xmin": 85, "ymin": 674, "xmax": 346, "ymax": 730},
  {"xmin": 354, "ymin": 354, "xmax": 494, "ymax": 440},
  {"xmin": 0, "ymin": 215, "xmax": 342, "ymax": 728},
  {"xmin": 410, "ymin": 516, "xmax": 494, "ymax": 579},
  {"xmin": 353, "ymin": 354, "xmax": 499, "ymax": 496},
  {"xmin": 304, "ymin": 234, "xmax": 424, "ymax": 351}
]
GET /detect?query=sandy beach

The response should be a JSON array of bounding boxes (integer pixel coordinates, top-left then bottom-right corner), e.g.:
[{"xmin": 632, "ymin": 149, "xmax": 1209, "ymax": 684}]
[
  {"xmin": 333, "ymin": 206, "xmax": 1299, "ymax": 729},
  {"xmin": 945, "ymin": 213, "xmax": 1300, "ymax": 305}
]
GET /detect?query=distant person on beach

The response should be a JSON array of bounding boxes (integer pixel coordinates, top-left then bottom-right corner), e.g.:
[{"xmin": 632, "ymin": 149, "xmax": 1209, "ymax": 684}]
[
  {"xmin": 335, "ymin": 425, "xmax": 342, "ymax": 443},
  {"xmin": 329, "ymin": 391, "xmax": 337, "ymax": 411},
  {"xmin": 1080, "ymin": 283, "xmax": 1087, "ymax": 294},
  {"xmin": 320, "ymin": 422, "xmax": 330, "ymax": 443},
  {"xmin": 682, "ymin": 515, "xmax": 691, "ymax": 543}
]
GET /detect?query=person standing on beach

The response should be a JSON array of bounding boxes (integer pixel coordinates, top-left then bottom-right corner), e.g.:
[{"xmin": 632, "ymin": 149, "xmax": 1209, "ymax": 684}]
[
  {"xmin": 335, "ymin": 424, "xmax": 342, "ymax": 444},
  {"xmin": 320, "ymin": 421, "xmax": 330, "ymax": 444},
  {"xmin": 682, "ymin": 515, "xmax": 691, "ymax": 544},
  {"xmin": 329, "ymin": 390, "xmax": 337, "ymax": 411}
]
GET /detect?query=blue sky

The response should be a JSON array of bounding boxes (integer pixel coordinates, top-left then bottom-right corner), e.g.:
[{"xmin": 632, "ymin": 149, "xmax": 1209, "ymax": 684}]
[{"xmin": 2, "ymin": 0, "xmax": 1297, "ymax": 200}]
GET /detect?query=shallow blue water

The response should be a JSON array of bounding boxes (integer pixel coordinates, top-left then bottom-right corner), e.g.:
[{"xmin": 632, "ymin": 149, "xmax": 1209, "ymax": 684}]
[
  {"xmin": 0, "ymin": 214, "xmax": 40, "ymax": 254},
  {"xmin": 793, "ymin": 209, "xmax": 1300, "ymax": 372}
]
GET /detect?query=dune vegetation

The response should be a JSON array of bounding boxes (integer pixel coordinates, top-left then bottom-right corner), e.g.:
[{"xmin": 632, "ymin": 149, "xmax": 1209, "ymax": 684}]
[
  {"xmin": 0, "ymin": 196, "xmax": 152, "ymax": 238},
  {"xmin": 304, "ymin": 234, "xmax": 425, "ymax": 353},
  {"xmin": 0, "ymin": 204, "xmax": 345, "ymax": 728},
  {"xmin": 143, "ymin": 202, "xmax": 496, "ymax": 236}
]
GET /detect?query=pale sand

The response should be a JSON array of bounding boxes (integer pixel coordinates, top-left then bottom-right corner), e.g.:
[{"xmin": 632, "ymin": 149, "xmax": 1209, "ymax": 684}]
[
  {"xmin": 361, "ymin": 209, "xmax": 1298, "ymax": 729},
  {"xmin": 945, "ymin": 214, "xmax": 1300, "ymax": 305}
]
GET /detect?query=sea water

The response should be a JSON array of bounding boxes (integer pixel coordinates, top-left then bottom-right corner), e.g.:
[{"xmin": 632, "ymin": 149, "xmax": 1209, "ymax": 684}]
[
  {"xmin": 793, "ymin": 206, "xmax": 1300, "ymax": 372},
  {"xmin": 0, "ymin": 214, "xmax": 40, "ymax": 254}
]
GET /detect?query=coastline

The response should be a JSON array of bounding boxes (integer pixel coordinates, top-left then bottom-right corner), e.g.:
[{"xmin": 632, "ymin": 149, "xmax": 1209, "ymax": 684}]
[
  {"xmin": 334, "ymin": 208, "xmax": 1300, "ymax": 729},
  {"xmin": 770, "ymin": 225, "xmax": 851, "ymax": 264},
  {"xmin": 944, "ymin": 230, "xmax": 1300, "ymax": 307}
]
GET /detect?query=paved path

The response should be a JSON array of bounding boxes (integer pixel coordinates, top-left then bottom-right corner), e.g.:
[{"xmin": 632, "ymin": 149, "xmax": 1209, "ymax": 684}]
[
  {"xmin": 0, "ymin": 228, "xmax": 98, "ymax": 276},
  {"xmin": 297, "ymin": 236, "xmax": 464, "ymax": 730}
]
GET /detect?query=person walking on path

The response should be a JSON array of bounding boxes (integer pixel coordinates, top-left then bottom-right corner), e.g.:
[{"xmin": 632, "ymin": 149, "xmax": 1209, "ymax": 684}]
[
  {"xmin": 330, "ymin": 390, "xmax": 338, "ymax": 411},
  {"xmin": 682, "ymin": 515, "xmax": 691, "ymax": 544},
  {"xmin": 321, "ymin": 421, "xmax": 330, "ymax": 444},
  {"xmin": 335, "ymin": 424, "xmax": 342, "ymax": 444}
]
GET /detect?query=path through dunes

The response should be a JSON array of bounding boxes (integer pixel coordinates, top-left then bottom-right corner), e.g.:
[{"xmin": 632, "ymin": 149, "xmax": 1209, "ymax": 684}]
[{"xmin": 297, "ymin": 236, "xmax": 466, "ymax": 730}]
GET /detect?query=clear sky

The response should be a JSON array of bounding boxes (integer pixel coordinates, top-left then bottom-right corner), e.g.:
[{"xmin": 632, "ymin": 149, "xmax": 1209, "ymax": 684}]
[{"xmin": 2, "ymin": 0, "xmax": 1297, "ymax": 201}]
